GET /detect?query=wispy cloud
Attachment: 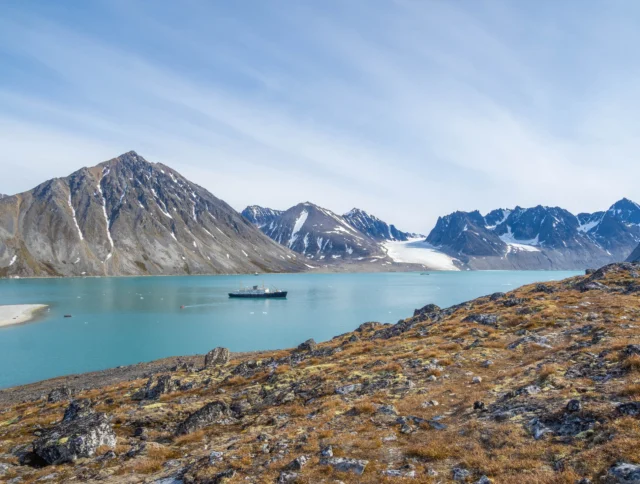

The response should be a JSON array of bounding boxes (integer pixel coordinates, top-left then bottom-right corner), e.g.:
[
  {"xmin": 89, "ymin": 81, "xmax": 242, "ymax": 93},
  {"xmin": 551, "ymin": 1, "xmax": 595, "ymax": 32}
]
[{"xmin": 0, "ymin": 1, "xmax": 639, "ymax": 231}]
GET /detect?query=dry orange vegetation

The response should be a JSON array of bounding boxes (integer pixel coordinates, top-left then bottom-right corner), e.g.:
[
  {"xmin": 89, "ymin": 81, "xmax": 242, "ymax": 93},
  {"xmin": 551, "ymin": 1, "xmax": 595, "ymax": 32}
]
[{"xmin": 1, "ymin": 263, "xmax": 640, "ymax": 483}]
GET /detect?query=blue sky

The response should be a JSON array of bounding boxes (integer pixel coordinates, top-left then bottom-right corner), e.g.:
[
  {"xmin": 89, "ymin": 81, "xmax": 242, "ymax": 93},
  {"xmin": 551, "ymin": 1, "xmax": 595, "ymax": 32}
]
[{"xmin": 1, "ymin": 1, "xmax": 639, "ymax": 233}]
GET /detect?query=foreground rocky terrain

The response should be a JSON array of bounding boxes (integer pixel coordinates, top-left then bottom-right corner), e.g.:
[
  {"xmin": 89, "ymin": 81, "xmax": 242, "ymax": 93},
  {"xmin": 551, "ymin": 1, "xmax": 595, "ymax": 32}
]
[
  {"xmin": 0, "ymin": 152, "xmax": 305, "ymax": 278},
  {"xmin": 2, "ymin": 263, "xmax": 640, "ymax": 482}
]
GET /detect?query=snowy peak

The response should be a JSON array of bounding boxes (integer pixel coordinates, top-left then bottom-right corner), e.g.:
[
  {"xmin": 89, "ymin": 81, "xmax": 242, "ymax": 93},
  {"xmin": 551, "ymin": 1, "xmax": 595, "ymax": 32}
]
[
  {"xmin": 343, "ymin": 208, "xmax": 412, "ymax": 241},
  {"xmin": 425, "ymin": 200, "xmax": 640, "ymax": 268},
  {"xmin": 242, "ymin": 205, "xmax": 283, "ymax": 228},
  {"xmin": 256, "ymin": 202, "xmax": 382, "ymax": 261}
]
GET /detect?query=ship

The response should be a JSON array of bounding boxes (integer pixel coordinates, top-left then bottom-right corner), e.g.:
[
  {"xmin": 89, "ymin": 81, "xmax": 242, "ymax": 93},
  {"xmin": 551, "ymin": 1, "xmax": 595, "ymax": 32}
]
[{"xmin": 228, "ymin": 285, "xmax": 288, "ymax": 299}]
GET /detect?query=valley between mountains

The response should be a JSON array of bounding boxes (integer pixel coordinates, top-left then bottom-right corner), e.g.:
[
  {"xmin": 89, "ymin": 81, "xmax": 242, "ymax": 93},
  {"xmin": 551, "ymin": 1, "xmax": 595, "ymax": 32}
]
[{"xmin": 1, "ymin": 151, "xmax": 639, "ymax": 278}]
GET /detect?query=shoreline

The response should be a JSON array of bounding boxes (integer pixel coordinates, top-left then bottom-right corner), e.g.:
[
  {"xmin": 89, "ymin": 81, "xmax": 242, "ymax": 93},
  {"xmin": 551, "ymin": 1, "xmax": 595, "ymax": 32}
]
[{"xmin": 0, "ymin": 304, "xmax": 48, "ymax": 328}]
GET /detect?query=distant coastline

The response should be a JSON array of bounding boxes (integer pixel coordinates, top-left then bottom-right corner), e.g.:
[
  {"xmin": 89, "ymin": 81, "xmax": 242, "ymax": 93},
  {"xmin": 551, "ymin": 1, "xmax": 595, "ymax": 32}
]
[{"xmin": 0, "ymin": 304, "xmax": 48, "ymax": 328}]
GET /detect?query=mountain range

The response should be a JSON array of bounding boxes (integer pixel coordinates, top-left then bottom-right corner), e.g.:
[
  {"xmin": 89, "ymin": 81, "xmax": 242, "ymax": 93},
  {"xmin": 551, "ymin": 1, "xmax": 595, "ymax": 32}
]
[
  {"xmin": 426, "ymin": 199, "xmax": 640, "ymax": 269},
  {"xmin": 1, "ymin": 151, "xmax": 639, "ymax": 277},
  {"xmin": 241, "ymin": 203, "xmax": 387, "ymax": 263},
  {"xmin": 0, "ymin": 152, "xmax": 305, "ymax": 277}
]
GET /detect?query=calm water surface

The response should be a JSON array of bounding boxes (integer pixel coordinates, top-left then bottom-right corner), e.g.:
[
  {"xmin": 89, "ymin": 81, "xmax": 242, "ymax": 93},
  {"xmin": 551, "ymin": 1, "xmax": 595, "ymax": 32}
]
[{"xmin": 0, "ymin": 271, "xmax": 579, "ymax": 389}]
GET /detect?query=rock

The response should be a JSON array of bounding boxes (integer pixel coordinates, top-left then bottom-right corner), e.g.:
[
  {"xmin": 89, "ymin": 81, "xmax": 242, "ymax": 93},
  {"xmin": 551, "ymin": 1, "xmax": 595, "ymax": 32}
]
[
  {"xmin": 320, "ymin": 445, "xmax": 333, "ymax": 458},
  {"xmin": 534, "ymin": 283, "xmax": 555, "ymax": 294},
  {"xmin": 286, "ymin": 455, "xmax": 307, "ymax": 471},
  {"xmin": 210, "ymin": 469, "xmax": 235, "ymax": 483},
  {"xmin": 355, "ymin": 322, "xmax": 382, "ymax": 333},
  {"xmin": 134, "ymin": 426, "xmax": 148, "ymax": 440},
  {"xmin": 204, "ymin": 347, "xmax": 230, "ymax": 367},
  {"xmin": 376, "ymin": 404, "xmax": 398, "ymax": 415},
  {"xmin": 507, "ymin": 335, "xmax": 552, "ymax": 350},
  {"xmin": 278, "ymin": 471, "xmax": 298, "ymax": 483},
  {"xmin": 47, "ymin": 386, "xmax": 72, "ymax": 403},
  {"xmin": 320, "ymin": 457, "xmax": 368, "ymax": 475},
  {"xmin": 62, "ymin": 399, "xmax": 94, "ymax": 422},
  {"xmin": 472, "ymin": 376, "xmax": 482, "ymax": 384},
  {"xmin": 607, "ymin": 462, "xmax": 640, "ymax": 483},
  {"xmin": 209, "ymin": 450, "xmax": 224, "ymax": 464},
  {"xmin": 126, "ymin": 442, "xmax": 147, "ymax": 458},
  {"xmin": 489, "ymin": 292, "xmax": 505, "ymax": 301},
  {"xmin": 383, "ymin": 464, "xmax": 416, "ymax": 478},
  {"xmin": 297, "ymin": 339, "xmax": 317, "ymax": 352},
  {"xmin": 452, "ymin": 467, "xmax": 471, "ymax": 481},
  {"xmin": 618, "ymin": 402, "xmax": 640, "ymax": 417},
  {"xmin": 463, "ymin": 314, "xmax": 498, "ymax": 327},
  {"xmin": 335, "ymin": 384, "xmax": 362, "ymax": 395},
  {"xmin": 566, "ymin": 399, "xmax": 582, "ymax": 413},
  {"xmin": 475, "ymin": 477, "xmax": 492, "ymax": 484},
  {"xmin": 624, "ymin": 345, "xmax": 640, "ymax": 357},
  {"xmin": 0, "ymin": 463, "xmax": 9, "ymax": 476},
  {"xmin": 175, "ymin": 401, "xmax": 230, "ymax": 435},
  {"xmin": 134, "ymin": 374, "xmax": 180, "ymax": 401},
  {"xmin": 481, "ymin": 360, "xmax": 493, "ymax": 368},
  {"xmin": 503, "ymin": 297, "xmax": 525, "ymax": 307},
  {"xmin": 474, "ymin": 401, "xmax": 486, "ymax": 411},
  {"xmin": 33, "ymin": 413, "xmax": 116, "ymax": 465}
]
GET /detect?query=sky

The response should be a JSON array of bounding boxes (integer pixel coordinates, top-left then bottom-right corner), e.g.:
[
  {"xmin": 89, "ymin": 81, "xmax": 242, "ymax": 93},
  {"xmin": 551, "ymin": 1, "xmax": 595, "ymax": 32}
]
[{"xmin": 1, "ymin": 1, "xmax": 640, "ymax": 233}]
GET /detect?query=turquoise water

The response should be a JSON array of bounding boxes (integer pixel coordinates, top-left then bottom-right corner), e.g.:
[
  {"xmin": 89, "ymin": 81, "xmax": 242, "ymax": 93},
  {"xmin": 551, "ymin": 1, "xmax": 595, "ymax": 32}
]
[{"xmin": 0, "ymin": 271, "xmax": 579, "ymax": 389}]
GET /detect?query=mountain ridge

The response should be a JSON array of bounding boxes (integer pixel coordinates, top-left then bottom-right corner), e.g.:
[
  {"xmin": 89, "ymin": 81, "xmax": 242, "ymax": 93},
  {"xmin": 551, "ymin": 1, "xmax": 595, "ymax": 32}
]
[
  {"xmin": 426, "ymin": 200, "xmax": 640, "ymax": 269},
  {"xmin": 0, "ymin": 151, "xmax": 305, "ymax": 278}
]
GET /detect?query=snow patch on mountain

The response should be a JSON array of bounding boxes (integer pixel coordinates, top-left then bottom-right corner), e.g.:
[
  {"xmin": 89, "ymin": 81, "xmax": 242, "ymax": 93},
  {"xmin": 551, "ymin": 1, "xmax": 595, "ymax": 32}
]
[{"xmin": 499, "ymin": 226, "xmax": 540, "ymax": 252}]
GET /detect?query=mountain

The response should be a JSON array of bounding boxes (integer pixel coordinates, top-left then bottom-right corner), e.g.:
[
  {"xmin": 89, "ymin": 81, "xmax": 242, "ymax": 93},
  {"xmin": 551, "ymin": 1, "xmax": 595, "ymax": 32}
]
[
  {"xmin": 0, "ymin": 151, "xmax": 305, "ymax": 277},
  {"xmin": 0, "ymin": 194, "xmax": 6, "ymax": 199},
  {"xmin": 252, "ymin": 202, "xmax": 383, "ymax": 261},
  {"xmin": 427, "ymin": 200, "xmax": 640, "ymax": 270},
  {"xmin": 628, "ymin": 243, "xmax": 640, "ymax": 262},
  {"xmin": 342, "ymin": 208, "xmax": 414, "ymax": 241},
  {"xmin": 241, "ymin": 205, "xmax": 283, "ymax": 229}
]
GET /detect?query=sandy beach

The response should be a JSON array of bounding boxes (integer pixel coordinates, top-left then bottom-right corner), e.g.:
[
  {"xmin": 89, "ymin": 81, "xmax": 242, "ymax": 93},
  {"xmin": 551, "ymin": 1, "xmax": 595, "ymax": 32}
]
[{"xmin": 0, "ymin": 304, "xmax": 48, "ymax": 328}]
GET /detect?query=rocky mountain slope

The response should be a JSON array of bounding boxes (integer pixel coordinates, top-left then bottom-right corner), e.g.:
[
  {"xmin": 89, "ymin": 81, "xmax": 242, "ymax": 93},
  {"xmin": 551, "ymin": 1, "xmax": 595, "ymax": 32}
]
[
  {"xmin": 628, "ymin": 244, "xmax": 640, "ymax": 262},
  {"xmin": 240, "ymin": 206, "xmax": 283, "ymax": 229},
  {"xmin": 427, "ymin": 200, "xmax": 640, "ymax": 270},
  {"xmin": 2, "ymin": 263, "xmax": 640, "ymax": 482},
  {"xmin": 245, "ymin": 202, "xmax": 385, "ymax": 262},
  {"xmin": 0, "ymin": 152, "xmax": 305, "ymax": 277},
  {"xmin": 342, "ymin": 208, "xmax": 414, "ymax": 242}
]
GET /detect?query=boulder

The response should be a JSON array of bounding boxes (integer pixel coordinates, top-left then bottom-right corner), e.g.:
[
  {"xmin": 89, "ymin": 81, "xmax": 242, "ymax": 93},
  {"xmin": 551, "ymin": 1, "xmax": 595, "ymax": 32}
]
[
  {"xmin": 33, "ymin": 413, "xmax": 116, "ymax": 465},
  {"xmin": 204, "ymin": 347, "xmax": 230, "ymax": 368},
  {"xmin": 175, "ymin": 401, "xmax": 230, "ymax": 435},
  {"xmin": 607, "ymin": 463, "xmax": 640, "ymax": 483},
  {"xmin": 47, "ymin": 386, "xmax": 72, "ymax": 403},
  {"xmin": 134, "ymin": 374, "xmax": 180, "ymax": 401},
  {"xmin": 62, "ymin": 399, "xmax": 94, "ymax": 422},
  {"xmin": 463, "ymin": 314, "xmax": 498, "ymax": 327},
  {"xmin": 297, "ymin": 339, "xmax": 317, "ymax": 352},
  {"xmin": 320, "ymin": 457, "xmax": 368, "ymax": 475},
  {"xmin": 566, "ymin": 399, "xmax": 582, "ymax": 413}
]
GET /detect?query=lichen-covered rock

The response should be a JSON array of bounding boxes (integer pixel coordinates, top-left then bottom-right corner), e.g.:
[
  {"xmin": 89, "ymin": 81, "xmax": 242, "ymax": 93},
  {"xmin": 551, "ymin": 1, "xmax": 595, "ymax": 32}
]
[
  {"xmin": 134, "ymin": 374, "xmax": 181, "ymax": 401},
  {"xmin": 297, "ymin": 339, "xmax": 316, "ymax": 352},
  {"xmin": 62, "ymin": 399, "xmax": 94, "ymax": 422},
  {"xmin": 176, "ymin": 401, "xmax": 230, "ymax": 435},
  {"xmin": 204, "ymin": 347, "xmax": 230, "ymax": 367},
  {"xmin": 606, "ymin": 462, "xmax": 640, "ymax": 483},
  {"xmin": 47, "ymin": 386, "xmax": 72, "ymax": 403},
  {"xmin": 33, "ymin": 413, "xmax": 116, "ymax": 464},
  {"xmin": 463, "ymin": 314, "xmax": 499, "ymax": 327},
  {"xmin": 320, "ymin": 457, "xmax": 368, "ymax": 475}
]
